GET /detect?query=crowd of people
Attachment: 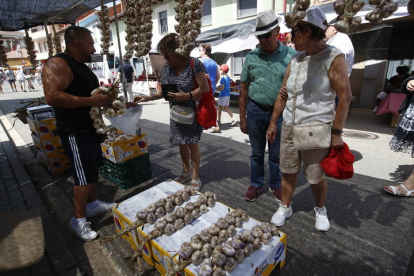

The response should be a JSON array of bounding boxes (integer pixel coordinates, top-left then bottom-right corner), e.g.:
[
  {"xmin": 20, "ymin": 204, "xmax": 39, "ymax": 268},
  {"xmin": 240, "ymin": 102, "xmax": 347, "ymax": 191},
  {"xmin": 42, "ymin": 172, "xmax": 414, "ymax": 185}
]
[
  {"xmin": 39, "ymin": 6, "xmax": 413, "ymax": 243},
  {"xmin": 0, "ymin": 66, "xmax": 42, "ymax": 92}
]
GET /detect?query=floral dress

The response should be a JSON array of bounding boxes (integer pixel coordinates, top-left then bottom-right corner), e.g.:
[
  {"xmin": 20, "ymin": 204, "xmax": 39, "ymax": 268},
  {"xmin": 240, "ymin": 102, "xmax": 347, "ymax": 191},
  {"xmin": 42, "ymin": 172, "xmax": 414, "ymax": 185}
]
[
  {"xmin": 389, "ymin": 77, "xmax": 414, "ymax": 157},
  {"xmin": 160, "ymin": 58, "xmax": 205, "ymax": 146}
]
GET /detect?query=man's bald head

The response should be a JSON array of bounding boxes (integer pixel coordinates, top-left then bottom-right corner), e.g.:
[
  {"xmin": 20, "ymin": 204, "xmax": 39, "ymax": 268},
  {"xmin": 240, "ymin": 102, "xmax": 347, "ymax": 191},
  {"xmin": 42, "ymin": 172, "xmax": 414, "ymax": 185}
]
[{"xmin": 64, "ymin": 26, "xmax": 92, "ymax": 46}]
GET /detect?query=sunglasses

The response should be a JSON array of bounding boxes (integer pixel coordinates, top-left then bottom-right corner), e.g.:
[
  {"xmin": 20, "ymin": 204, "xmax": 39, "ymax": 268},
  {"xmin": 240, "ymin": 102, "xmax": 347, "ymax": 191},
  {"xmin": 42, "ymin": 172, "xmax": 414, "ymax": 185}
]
[
  {"xmin": 255, "ymin": 31, "xmax": 273, "ymax": 40},
  {"xmin": 291, "ymin": 28, "xmax": 302, "ymax": 40},
  {"xmin": 162, "ymin": 52, "xmax": 172, "ymax": 59}
]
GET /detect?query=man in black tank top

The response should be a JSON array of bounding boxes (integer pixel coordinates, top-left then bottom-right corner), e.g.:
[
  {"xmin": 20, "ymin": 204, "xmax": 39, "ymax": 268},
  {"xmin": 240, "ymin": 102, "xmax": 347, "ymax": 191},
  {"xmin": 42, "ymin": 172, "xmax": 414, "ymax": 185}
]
[{"xmin": 43, "ymin": 26, "xmax": 114, "ymax": 242}]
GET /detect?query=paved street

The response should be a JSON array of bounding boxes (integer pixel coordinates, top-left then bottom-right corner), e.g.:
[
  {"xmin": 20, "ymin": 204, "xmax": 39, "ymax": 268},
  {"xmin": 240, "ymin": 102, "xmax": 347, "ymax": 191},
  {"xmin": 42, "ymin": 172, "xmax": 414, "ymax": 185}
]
[{"xmin": 0, "ymin": 83, "xmax": 413, "ymax": 275}]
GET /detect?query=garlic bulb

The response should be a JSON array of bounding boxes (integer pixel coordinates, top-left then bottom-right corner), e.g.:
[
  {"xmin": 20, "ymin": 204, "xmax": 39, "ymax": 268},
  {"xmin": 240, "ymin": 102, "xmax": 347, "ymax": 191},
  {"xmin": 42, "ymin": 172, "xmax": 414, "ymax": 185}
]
[
  {"xmin": 234, "ymin": 217, "xmax": 243, "ymax": 228},
  {"xmin": 184, "ymin": 213, "xmax": 193, "ymax": 224},
  {"xmin": 211, "ymin": 252, "xmax": 226, "ymax": 267},
  {"xmin": 146, "ymin": 212, "xmax": 156, "ymax": 224},
  {"xmin": 253, "ymin": 238, "xmax": 262, "ymax": 250},
  {"xmin": 175, "ymin": 195, "xmax": 184, "ymax": 206},
  {"xmin": 165, "ymin": 223, "xmax": 176, "ymax": 236},
  {"xmin": 226, "ymin": 225, "xmax": 236, "ymax": 237},
  {"xmin": 175, "ymin": 207, "xmax": 186, "ymax": 218},
  {"xmin": 216, "ymin": 218, "xmax": 228, "ymax": 230},
  {"xmin": 284, "ymin": 0, "xmax": 310, "ymax": 28},
  {"xmin": 243, "ymin": 243, "xmax": 254, "ymax": 257},
  {"xmin": 200, "ymin": 229, "xmax": 212, "ymax": 243},
  {"xmin": 222, "ymin": 245, "xmax": 235, "ymax": 257},
  {"xmin": 234, "ymin": 249, "xmax": 244, "ymax": 263},
  {"xmin": 181, "ymin": 190, "xmax": 190, "ymax": 202},
  {"xmin": 208, "ymin": 225, "xmax": 220, "ymax": 236},
  {"xmin": 212, "ymin": 267, "xmax": 226, "ymax": 276},
  {"xmin": 165, "ymin": 213, "xmax": 177, "ymax": 224},
  {"xmin": 207, "ymin": 198, "xmax": 215, "ymax": 208},
  {"xmin": 97, "ymin": 4, "xmax": 110, "ymax": 55},
  {"xmin": 155, "ymin": 207, "xmax": 165, "ymax": 218},
  {"xmin": 190, "ymin": 239, "xmax": 203, "ymax": 251},
  {"xmin": 199, "ymin": 263, "xmax": 213, "ymax": 276},
  {"xmin": 174, "ymin": 218, "xmax": 185, "ymax": 230},
  {"xmin": 202, "ymin": 243, "xmax": 213, "ymax": 257},
  {"xmin": 191, "ymin": 209, "xmax": 200, "ymax": 219},
  {"xmin": 200, "ymin": 205, "xmax": 208, "ymax": 214},
  {"xmin": 179, "ymin": 242, "xmax": 193, "ymax": 260},
  {"xmin": 210, "ymin": 236, "xmax": 220, "ymax": 248},
  {"xmin": 191, "ymin": 250, "xmax": 203, "ymax": 266},
  {"xmin": 155, "ymin": 219, "xmax": 167, "ymax": 231},
  {"xmin": 225, "ymin": 257, "xmax": 236, "ymax": 272},
  {"xmin": 184, "ymin": 202, "xmax": 195, "ymax": 213},
  {"xmin": 136, "ymin": 210, "xmax": 148, "ymax": 221}
]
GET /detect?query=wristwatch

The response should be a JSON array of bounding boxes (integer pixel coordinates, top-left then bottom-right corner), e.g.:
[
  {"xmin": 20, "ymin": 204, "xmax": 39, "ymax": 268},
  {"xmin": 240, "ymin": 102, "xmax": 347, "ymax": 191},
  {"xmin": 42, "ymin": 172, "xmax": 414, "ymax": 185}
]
[{"xmin": 331, "ymin": 128, "xmax": 343, "ymax": 134}]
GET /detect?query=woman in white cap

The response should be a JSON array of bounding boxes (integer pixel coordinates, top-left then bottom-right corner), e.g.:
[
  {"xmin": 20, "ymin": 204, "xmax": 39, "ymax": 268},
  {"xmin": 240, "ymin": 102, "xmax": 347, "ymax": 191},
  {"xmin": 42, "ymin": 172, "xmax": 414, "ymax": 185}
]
[{"xmin": 267, "ymin": 6, "xmax": 352, "ymax": 231}]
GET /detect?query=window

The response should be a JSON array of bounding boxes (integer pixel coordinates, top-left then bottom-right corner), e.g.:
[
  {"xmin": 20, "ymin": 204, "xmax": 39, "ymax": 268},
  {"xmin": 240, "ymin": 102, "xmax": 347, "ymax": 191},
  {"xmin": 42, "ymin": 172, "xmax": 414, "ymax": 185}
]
[
  {"xmin": 202, "ymin": 0, "xmax": 212, "ymax": 26},
  {"xmin": 232, "ymin": 50, "xmax": 250, "ymax": 75},
  {"xmin": 44, "ymin": 42, "xmax": 48, "ymax": 52},
  {"xmin": 109, "ymin": 28, "xmax": 113, "ymax": 43},
  {"xmin": 38, "ymin": 42, "xmax": 44, "ymax": 53},
  {"xmin": 238, "ymin": 0, "xmax": 257, "ymax": 18},
  {"xmin": 159, "ymin": 11, "xmax": 168, "ymax": 34}
]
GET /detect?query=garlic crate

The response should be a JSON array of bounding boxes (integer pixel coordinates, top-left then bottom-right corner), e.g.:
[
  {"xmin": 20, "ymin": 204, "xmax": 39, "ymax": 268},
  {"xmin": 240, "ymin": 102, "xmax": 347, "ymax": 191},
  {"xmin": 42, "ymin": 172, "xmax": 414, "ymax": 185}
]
[{"xmin": 113, "ymin": 180, "xmax": 202, "ymax": 266}]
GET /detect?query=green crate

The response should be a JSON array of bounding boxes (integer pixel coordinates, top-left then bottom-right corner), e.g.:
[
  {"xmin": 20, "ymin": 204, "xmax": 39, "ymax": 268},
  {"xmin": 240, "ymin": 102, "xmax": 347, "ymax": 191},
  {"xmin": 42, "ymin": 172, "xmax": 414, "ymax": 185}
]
[{"xmin": 99, "ymin": 153, "xmax": 152, "ymax": 189}]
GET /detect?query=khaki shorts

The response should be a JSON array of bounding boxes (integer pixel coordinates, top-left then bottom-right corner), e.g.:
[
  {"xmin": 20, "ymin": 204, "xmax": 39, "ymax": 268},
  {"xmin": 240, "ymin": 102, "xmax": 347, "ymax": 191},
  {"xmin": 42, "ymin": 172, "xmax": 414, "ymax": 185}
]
[{"xmin": 280, "ymin": 122, "xmax": 330, "ymax": 184}]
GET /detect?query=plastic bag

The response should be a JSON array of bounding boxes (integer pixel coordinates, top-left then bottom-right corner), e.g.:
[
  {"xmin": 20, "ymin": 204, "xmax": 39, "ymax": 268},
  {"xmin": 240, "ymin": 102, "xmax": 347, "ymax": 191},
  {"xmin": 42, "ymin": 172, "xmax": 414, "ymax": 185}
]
[
  {"xmin": 105, "ymin": 105, "xmax": 143, "ymax": 135},
  {"xmin": 320, "ymin": 142, "xmax": 355, "ymax": 179}
]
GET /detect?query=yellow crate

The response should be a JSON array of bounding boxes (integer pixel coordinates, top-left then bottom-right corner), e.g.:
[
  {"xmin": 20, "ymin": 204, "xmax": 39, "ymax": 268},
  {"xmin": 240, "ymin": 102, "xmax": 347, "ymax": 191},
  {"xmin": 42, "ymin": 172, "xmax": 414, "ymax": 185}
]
[
  {"xmin": 27, "ymin": 117, "xmax": 58, "ymax": 139},
  {"xmin": 101, "ymin": 133, "xmax": 148, "ymax": 164}
]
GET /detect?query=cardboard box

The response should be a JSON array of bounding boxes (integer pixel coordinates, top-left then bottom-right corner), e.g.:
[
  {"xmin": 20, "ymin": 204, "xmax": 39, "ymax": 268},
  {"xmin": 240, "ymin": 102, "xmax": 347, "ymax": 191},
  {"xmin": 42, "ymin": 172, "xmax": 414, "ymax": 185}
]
[
  {"xmin": 31, "ymin": 133, "xmax": 64, "ymax": 155},
  {"xmin": 101, "ymin": 133, "xmax": 148, "ymax": 163},
  {"xmin": 37, "ymin": 150, "xmax": 70, "ymax": 175},
  {"xmin": 27, "ymin": 117, "xmax": 59, "ymax": 139},
  {"xmin": 112, "ymin": 180, "xmax": 185, "ymax": 266}
]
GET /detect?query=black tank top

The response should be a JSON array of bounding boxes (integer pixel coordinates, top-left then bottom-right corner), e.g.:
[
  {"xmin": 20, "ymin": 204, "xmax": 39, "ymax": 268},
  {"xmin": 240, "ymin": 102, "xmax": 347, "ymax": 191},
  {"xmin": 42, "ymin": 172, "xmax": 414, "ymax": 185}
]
[{"xmin": 52, "ymin": 53, "xmax": 99, "ymax": 133}]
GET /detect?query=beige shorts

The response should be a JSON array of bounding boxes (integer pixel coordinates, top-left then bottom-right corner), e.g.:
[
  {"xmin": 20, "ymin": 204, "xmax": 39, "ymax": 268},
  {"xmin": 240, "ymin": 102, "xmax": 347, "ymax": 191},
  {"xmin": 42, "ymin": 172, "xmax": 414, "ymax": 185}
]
[{"xmin": 280, "ymin": 122, "xmax": 330, "ymax": 184}]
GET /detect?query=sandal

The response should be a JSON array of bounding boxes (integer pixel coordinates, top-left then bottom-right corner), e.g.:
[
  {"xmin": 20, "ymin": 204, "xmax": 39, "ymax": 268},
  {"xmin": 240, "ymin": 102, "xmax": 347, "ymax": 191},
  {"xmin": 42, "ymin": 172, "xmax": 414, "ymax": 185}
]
[
  {"xmin": 190, "ymin": 179, "xmax": 203, "ymax": 191},
  {"xmin": 383, "ymin": 184, "xmax": 414, "ymax": 197},
  {"xmin": 174, "ymin": 172, "xmax": 192, "ymax": 184}
]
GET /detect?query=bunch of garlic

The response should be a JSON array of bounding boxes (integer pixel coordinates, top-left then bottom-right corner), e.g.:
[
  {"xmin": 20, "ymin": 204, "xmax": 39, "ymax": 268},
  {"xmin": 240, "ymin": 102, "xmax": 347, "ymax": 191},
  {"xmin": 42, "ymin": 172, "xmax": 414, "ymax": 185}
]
[
  {"xmin": 175, "ymin": 209, "xmax": 249, "ymax": 275},
  {"xmin": 102, "ymin": 130, "xmax": 135, "ymax": 144},
  {"xmin": 90, "ymin": 81, "xmax": 125, "ymax": 134},
  {"xmin": 133, "ymin": 0, "xmax": 153, "ymax": 57},
  {"xmin": 173, "ymin": 0, "xmax": 203, "ymax": 57},
  {"xmin": 332, "ymin": 0, "xmax": 364, "ymax": 34},
  {"xmin": 24, "ymin": 29, "xmax": 37, "ymax": 66},
  {"xmin": 365, "ymin": 0, "xmax": 398, "ymax": 24},
  {"xmin": 192, "ymin": 221, "xmax": 278, "ymax": 275},
  {"xmin": 123, "ymin": 0, "xmax": 136, "ymax": 59},
  {"xmin": 284, "ymin": 0, "xmax": 310, "ymax": 29},
  {"xmin": 0, "ymin": 35, "xmax": 8, "ymax": 67},
  {"xmin": 52, "ymin": 24, "xmax": 62, "ymax": 54},
  {"xmin": 135, "ymin": 186, "xmax": 198, "ymax": 225},
  {"xmin": 97, "ymin": 3, "xmax": 111, "ymax": 55}
]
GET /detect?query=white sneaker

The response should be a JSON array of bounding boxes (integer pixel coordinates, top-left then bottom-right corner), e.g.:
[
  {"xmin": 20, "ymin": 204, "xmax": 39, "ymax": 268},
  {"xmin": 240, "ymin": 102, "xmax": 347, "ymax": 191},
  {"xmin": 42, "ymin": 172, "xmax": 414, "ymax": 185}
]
[
  {"xmin": 230, "ymin": 118, "xmax": 237, "ymax": 127},
  {"xmin": 373, "ymin": 106, "xmax": 378, "ymax": 113},
  {"xmin": 68, "ymin": 218, "xmax": 98, "ymax": 242},
  {"xmin": 86, "ymin": 200, "xmax": 116, "ymax": 218},
  {"xmin": 314, "ymin": 207, "xmax": 330, "ymax": 232},
  {"xmin": 271, "ymin": 204, "xmax": 293, "ymax": 226}
]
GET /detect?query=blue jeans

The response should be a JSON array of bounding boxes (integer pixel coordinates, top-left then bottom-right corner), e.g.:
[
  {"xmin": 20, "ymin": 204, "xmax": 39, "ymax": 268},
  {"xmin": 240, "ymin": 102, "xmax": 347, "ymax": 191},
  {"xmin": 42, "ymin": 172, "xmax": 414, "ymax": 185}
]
[{"xmin": 247, "ymin": 100, "xmax": 282, "ymax": 189}]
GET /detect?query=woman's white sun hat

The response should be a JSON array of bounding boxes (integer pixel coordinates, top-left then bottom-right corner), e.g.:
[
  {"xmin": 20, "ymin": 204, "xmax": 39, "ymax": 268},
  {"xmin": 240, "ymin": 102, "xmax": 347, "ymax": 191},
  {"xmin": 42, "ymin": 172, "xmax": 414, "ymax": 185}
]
[{"xmin": 252, "ymin": 10, "xmax": 283, "ymax": 35}]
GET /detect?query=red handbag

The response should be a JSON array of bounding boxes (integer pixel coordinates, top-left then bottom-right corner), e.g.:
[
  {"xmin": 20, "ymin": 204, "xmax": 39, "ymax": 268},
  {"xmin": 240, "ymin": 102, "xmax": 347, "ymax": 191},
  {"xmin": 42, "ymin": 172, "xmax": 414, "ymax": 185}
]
[
  {"xmin": 320, "ymin": 142, "xmax": 355, "ymax": 179},
  {"xmin": 191, "ymin": 59, "xmax": 217, "ymax": 129}
]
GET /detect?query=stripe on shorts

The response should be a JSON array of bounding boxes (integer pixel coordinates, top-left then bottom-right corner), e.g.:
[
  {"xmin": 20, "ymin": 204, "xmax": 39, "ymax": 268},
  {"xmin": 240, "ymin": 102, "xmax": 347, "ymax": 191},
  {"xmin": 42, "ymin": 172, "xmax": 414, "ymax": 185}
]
[{"xmin": 68, "ymin": 134, "xmax": 87, "ymax": 185}]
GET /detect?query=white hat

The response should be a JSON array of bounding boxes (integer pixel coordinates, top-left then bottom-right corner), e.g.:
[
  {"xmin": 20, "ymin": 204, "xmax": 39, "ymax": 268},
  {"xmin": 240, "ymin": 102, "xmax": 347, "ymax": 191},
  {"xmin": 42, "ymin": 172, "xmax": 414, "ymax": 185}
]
[
  {"xmin": 252, "ymin": 10, "xmax": 282, "ymax": 35},
  {"xmin": 301, "ymin": 6, "xmax": 328, "ymax": 30}
]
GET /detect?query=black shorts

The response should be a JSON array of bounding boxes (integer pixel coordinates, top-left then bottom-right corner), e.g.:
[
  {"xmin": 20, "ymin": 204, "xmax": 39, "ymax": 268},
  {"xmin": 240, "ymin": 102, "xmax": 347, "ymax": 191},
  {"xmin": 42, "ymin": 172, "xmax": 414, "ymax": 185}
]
[{"xmin": 60, "ymin": 131, "xmax": 104, "ymax": 186}]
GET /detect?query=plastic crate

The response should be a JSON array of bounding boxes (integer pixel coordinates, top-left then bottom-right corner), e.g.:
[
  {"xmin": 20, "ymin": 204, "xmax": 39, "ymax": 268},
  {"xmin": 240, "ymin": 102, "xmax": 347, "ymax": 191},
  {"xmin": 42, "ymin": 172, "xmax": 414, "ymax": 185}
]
[{"xmin": 99, "ymin": 153, "xmax": 152, "ymax": 189}]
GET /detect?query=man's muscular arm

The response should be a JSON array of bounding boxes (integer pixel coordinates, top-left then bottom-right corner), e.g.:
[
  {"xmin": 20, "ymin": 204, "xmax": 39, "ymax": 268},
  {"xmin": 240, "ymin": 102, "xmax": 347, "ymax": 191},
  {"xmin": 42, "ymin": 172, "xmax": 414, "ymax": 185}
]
[{"xmin": 43, "ymin": 57, "xmax": 112, "ymax": 109}]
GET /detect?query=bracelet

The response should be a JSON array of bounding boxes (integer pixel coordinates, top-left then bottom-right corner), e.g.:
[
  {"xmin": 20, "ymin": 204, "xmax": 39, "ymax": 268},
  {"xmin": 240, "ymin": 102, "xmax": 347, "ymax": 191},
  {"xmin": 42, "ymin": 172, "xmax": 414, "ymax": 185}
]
[
  {"xmin": 270, "ymin": 118, "xmax": 278, "ymax": 122},
  {"xmin": 331, "ymin": 128, "xmax": 343, "ymax": 134},
  {"xmin": 189, "ymin": 91, "xmax": 193, "ymax": 100}
]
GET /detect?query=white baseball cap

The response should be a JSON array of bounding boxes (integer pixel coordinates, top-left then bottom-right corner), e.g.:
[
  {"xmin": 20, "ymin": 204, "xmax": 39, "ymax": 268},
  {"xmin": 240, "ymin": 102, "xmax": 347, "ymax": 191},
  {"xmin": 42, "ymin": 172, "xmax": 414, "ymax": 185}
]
[{"xmin": 301, "ymin": 6, "xmax": 328, "ymax": 30}]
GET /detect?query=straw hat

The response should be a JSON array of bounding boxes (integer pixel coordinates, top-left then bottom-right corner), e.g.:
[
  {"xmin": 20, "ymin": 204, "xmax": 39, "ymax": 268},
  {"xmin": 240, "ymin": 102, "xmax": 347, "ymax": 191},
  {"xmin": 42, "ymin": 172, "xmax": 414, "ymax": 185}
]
[
  {"xmin": 301, "ymin": 6, "xmax": 328, "ymax": 30},
  {"xmin": 251, "ymin": 10, "xmax": 282, "ymax": 35}
]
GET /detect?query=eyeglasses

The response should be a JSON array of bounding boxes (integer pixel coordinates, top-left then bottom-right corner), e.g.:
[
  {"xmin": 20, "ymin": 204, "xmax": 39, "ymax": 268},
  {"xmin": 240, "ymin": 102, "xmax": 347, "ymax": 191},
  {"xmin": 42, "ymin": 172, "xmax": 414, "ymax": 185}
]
[
  {"xmin": 255, "ymin": 31, "xmax": 273, "ymax": 40},
  {"xmin": 162, "ymin": 52, "xmax": 172, "ymax": 59},
  {"xmin": 291, "ymin": 29, "xmax": 302, "ymax": 40}
]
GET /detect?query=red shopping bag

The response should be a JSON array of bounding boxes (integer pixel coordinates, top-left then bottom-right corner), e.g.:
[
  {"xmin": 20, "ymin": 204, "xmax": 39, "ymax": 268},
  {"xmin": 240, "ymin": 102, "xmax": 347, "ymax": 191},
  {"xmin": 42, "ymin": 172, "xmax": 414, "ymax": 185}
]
[
  {"xmin": 191, "ymin": 59, "xmax": 217, "ymax": 129},
  {"xmin": 320, "ymin": 142, "xmax": 355, "ymax": 179}
]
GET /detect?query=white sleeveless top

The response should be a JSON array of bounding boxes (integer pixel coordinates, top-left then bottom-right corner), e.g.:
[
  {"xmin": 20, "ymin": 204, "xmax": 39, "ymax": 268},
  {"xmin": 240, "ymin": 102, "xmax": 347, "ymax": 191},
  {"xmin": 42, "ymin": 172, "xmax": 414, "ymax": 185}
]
[{"xmin": 283, "ymin": 46, "xmax": 343, "ymax": 126}]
